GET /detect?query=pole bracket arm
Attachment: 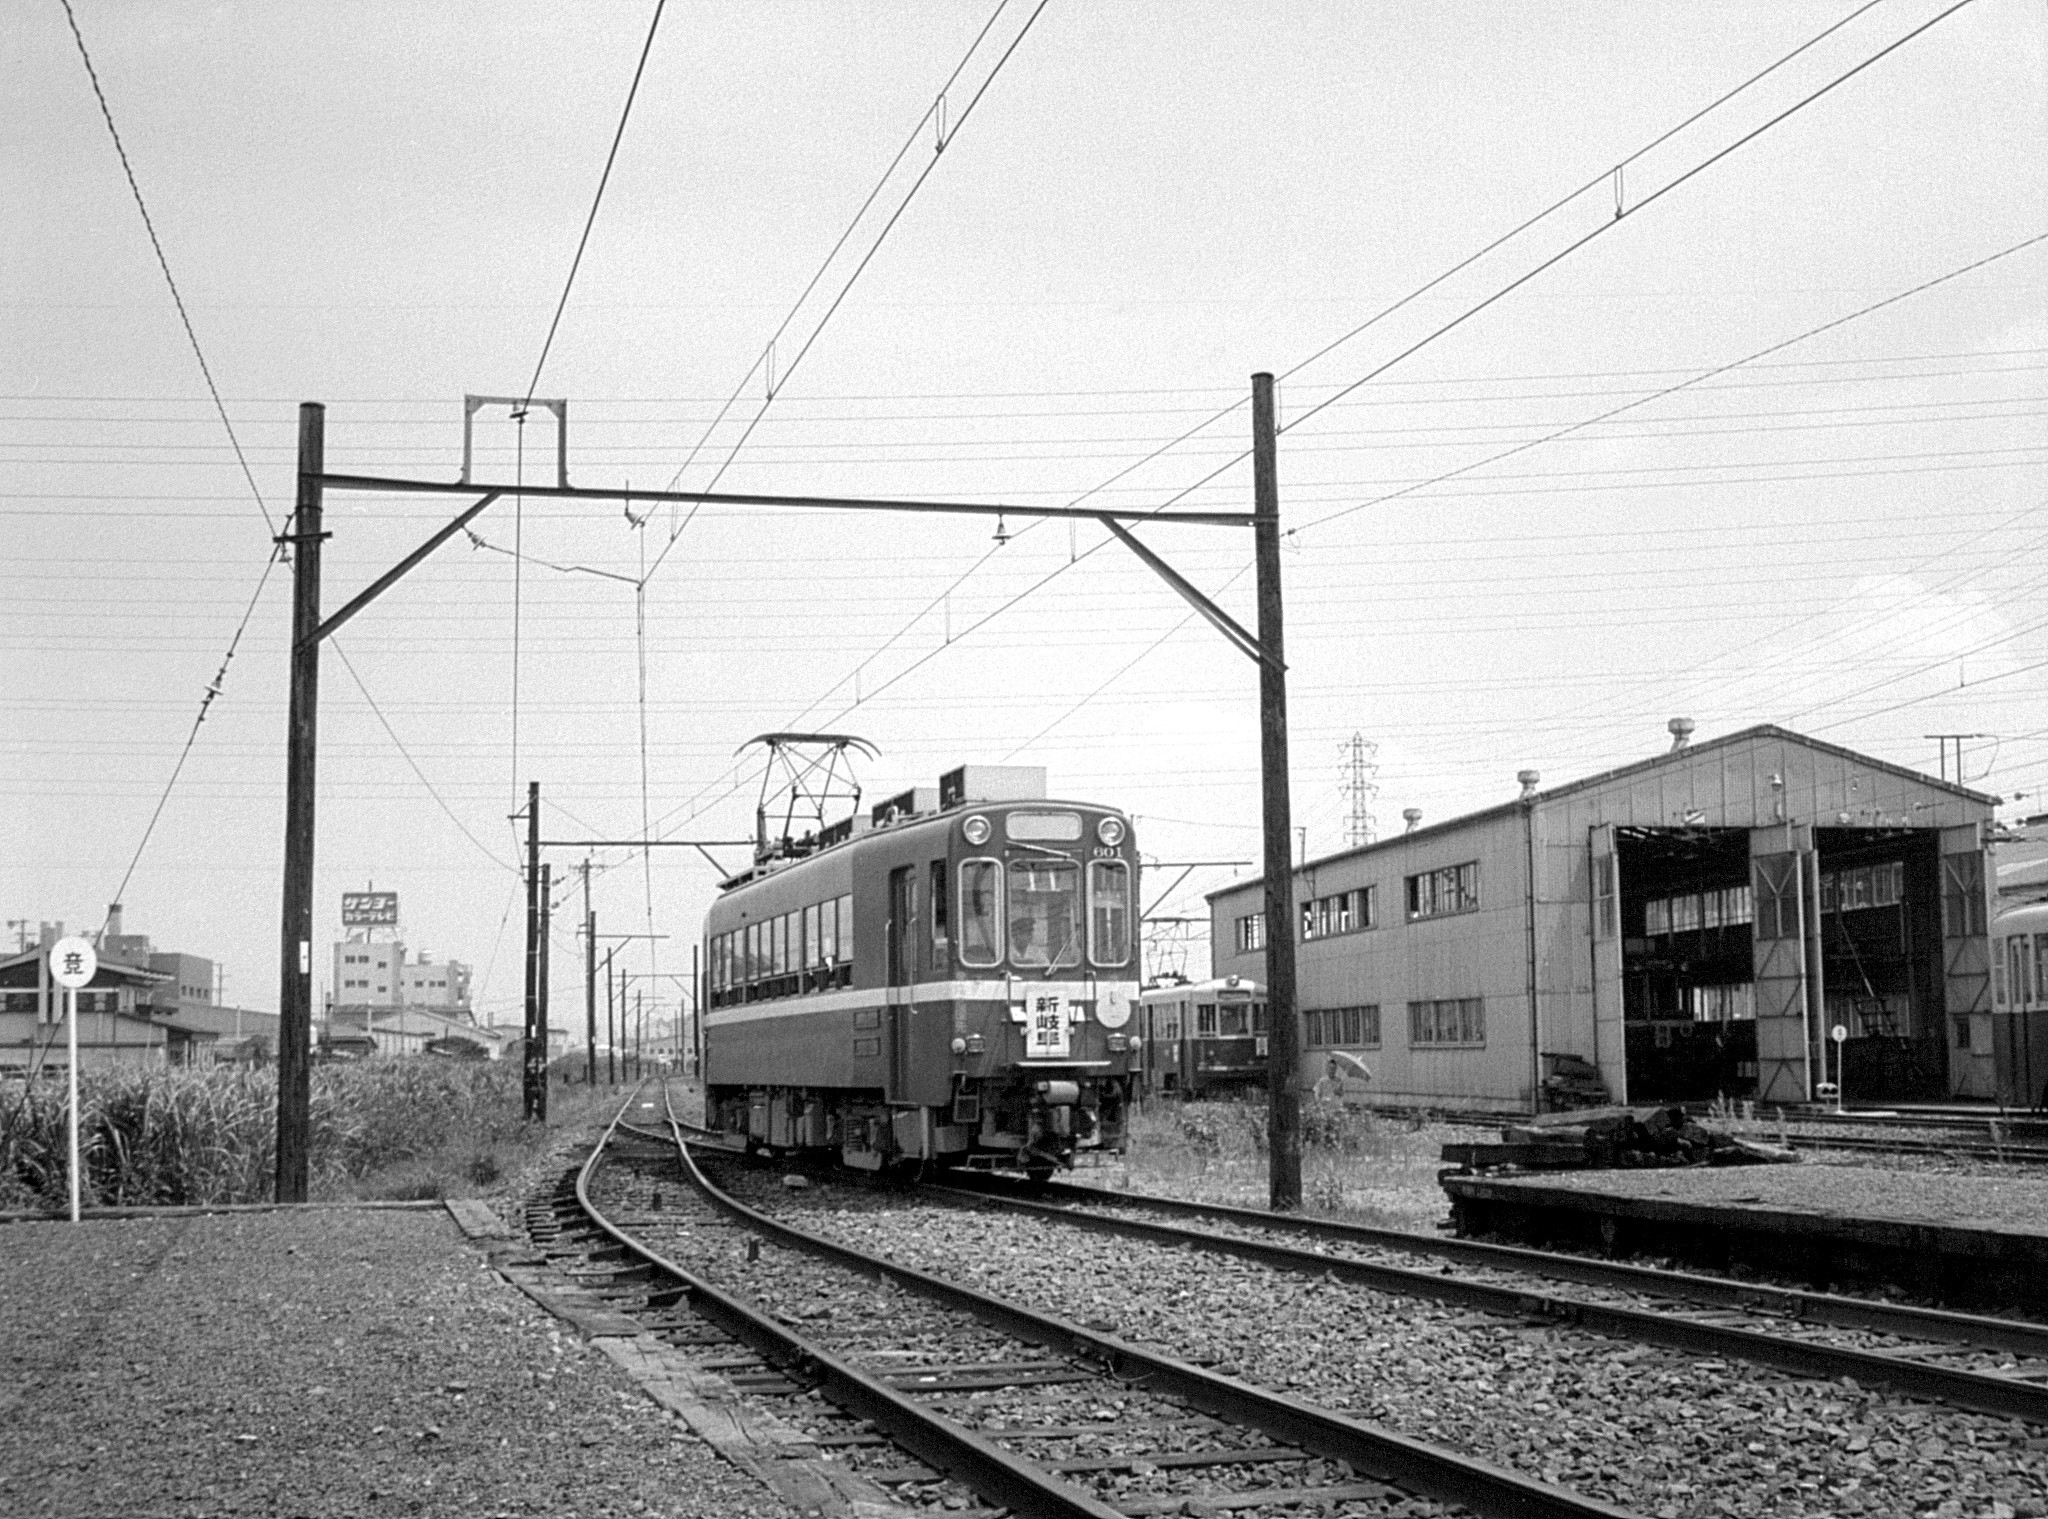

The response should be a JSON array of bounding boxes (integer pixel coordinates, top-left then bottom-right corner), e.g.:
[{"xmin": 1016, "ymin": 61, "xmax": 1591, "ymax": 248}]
[
  {"xmin": 303, "ymin": 490, "xmax": 503, "ymax": 650},
  {"xmin": 1097, "ymin": 516, "xmax": 1281, "ymax": 672}
]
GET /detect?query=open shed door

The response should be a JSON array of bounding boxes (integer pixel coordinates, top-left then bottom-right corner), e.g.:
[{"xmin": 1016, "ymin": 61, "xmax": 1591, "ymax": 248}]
[
  {"xmin": 1751, "ymin": 828, "xmax": 1811, "ymax": 1105},
  {"xmin": 1588, "ymin": 824, "xmax": 1626, "ymax": 1106},
  {"xmin": 1940, "ymin": 824, "xmax": 1993, "ymax": 1099}
]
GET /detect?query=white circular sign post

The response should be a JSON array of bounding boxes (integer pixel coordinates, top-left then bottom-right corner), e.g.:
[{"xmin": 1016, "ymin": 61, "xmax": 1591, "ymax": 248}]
[
  {"xmin": 49, "ymin": 936, "xmax": 96, "ymax": 1223},
  {"xmin": 1829, "ymin": 1023, "xmax": 1849, "ymax": 1115}
]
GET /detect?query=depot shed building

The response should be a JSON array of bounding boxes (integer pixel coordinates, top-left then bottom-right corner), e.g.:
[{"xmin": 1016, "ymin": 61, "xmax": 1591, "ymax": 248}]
[{"xmin": 1208, "ymin": 723, "xmax": 2008, "ymax": 1115}]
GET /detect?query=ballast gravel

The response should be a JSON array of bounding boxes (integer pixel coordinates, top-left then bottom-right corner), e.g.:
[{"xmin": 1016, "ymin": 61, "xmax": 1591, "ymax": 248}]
[
  {"xmin": 0, "ymin": 1207, "xmax": 790, "ymax": 1519},
  {"xmin": 717, "ymin": 1168, "xmax": 2048, "ymax": 1519}
]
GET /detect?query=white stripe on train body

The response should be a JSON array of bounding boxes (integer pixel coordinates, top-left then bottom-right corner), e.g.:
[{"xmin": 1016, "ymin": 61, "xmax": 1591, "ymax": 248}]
[{"xmin": 701, "ymin": 797, "xmax": 1140, "ymax": 1176}]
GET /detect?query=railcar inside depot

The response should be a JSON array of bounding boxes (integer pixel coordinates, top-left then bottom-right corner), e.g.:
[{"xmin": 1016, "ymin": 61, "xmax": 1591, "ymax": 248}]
[
  {"xmin": 702, "ymin": 763, "xmax": 1139, "ymax": 1178},
  {"xmin": 1210, "ymin": 723, "xmax": 2028, "ymax": 1115}
]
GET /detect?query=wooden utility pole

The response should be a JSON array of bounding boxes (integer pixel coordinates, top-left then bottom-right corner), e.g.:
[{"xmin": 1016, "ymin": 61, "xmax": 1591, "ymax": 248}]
[
  {"xmin": 522, "ymin": 782, "xmax": 542, "ymax": 1119},
  {"xmin": 1253, "ymin": 373, "xmax": 1302, "ymax": 1212},
  {"xmin": 583, "ymin": 863, "xmax": 597, "ymax": 1086},
  {"xmin": 604, "ymin": 947, "xmax": 617, "ymax": 1085},
  {"xmin": 276, "ymin": 402, "xmax": 327, "ymax": 1203},
  {"xmin": 537, "ymin": 862, "xmax": 551, "ymax": 1118}
]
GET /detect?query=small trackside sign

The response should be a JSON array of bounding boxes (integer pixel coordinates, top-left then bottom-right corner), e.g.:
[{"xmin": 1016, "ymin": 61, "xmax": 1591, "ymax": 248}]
[{"xmin": 50, "ymin": 937, "xmax": 97, "ymax": 989}]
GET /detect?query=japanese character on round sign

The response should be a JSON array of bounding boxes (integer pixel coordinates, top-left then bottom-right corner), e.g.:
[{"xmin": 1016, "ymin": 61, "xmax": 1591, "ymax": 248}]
[{"xmin": 50, "ymin": 936, "xmax": 98, "ymax": 990}]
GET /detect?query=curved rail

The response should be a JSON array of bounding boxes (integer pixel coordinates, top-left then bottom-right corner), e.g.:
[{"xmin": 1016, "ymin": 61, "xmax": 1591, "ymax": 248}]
[
  {"xmin": 571, "ymin": 1088, "xmax": 1125, "ymax": 1518},
  {"xmin": 921, "ymin": 1175, "xmax": 2048, "ymax": 1424},
  {"xmin": 665, "ymin": 1111, "xmax": 1636, "ymax": 1518}
]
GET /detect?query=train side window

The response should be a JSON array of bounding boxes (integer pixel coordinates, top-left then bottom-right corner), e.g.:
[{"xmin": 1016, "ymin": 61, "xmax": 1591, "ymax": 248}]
[
  {"xmin": 959, "ymin": 860, "xmax": 1003, "ymax": 968},
  {"xmin": 802, "ymin": 905, "xmax": 819, "ymax": 985},
  {"xmin": 930, "ymin": 860, "xmax": 951, "ymax": 971},
  {"xmin": 1088, "ymin": 859, "xmax": 1131, "ymax": 967},
  {"xmin": 836, "ymin": 893, "xmax": 853, "ymax": 977},
  {"xmin": 772, "ymin": 914, "xmax": 789, "ymax": 979}
]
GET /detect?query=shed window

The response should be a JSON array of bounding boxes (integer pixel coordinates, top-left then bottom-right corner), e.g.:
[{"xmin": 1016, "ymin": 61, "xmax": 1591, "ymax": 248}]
[
  {"xmin": 1405, "ymin": 862, "xmax": 1479, "ymax": 920},
  {"xmin": 1408, "ymin": 997, "xmax": 1485, "ymax": 1046}
]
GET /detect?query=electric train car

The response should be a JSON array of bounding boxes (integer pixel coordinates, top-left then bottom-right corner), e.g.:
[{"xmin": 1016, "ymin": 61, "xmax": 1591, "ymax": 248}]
[
  {"xmin": 1992, "ymin": 899, "xmax": 2048, "ymax": 1111},
  {"xmin": 1134, "ymin": 975, "xmax": 1266, "ymax": 1098},
  {"xmin": 702, "ymin": 766, "xmax": 1140, "ymax": 1179}
]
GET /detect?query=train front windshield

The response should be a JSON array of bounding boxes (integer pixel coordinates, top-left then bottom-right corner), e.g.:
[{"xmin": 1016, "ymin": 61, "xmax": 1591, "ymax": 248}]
[
  {"xmin": 1009, "ymin": 861, "xmax": 1082, "ymax": 969},
  {"xmin": 1215, "ymin": 995, "xmax": 1254, "ymax": 1036}
]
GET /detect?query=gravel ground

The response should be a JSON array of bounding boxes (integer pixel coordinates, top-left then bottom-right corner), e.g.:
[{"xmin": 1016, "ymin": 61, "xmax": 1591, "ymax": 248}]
[
  {"xmin": 715, "ymin": 1164, "xmax": 2048, "ymax": 1519},
  {"xmin": 0, "ymin": 1207, "xmax": 791, "ymax": 1519},
  {"xmin": 1486, "ymin": 1163, "xmax": 2048, "ymax": 1235}
]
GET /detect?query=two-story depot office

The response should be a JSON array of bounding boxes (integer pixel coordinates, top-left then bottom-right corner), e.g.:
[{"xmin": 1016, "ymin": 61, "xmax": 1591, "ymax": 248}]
[{"xmin": 1210, "ymin": 724, "xmax": 2020, "ymax": 1115}]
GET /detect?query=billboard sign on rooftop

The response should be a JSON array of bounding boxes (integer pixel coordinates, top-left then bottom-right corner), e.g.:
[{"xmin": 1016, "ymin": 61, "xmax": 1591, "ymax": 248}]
[{"xmin": 342, "ymin": 892, "xmax": 398, "ymax": 926}]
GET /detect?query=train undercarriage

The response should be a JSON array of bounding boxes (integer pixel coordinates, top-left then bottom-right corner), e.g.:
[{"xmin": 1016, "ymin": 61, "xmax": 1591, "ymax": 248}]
[{"xmin": 709, "ymin": 1073, "xmax": 1130, "ymax": 1180}]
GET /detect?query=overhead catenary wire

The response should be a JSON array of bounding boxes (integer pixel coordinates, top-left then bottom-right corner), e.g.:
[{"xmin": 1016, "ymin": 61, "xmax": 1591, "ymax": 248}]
[
  {"xmin": 639, "ymin": 0, "xmax": 1049, "ymax": 585},
  {"xmin": 56, "ymin": 0, "xmax": 277, "ymax": 540},
  {"xmin": 1291, "ymin": 230, "xmax": 2048, "ymax": 535},
  {"xmin": 92, "ymin": 558, "xmax": 282, "ymax": 941},
  {"xmin": 656, "ymin": 0, "xmax": 1988, "ymax": 819},
  {"xmin": 519, "ymin": 0, "xmax": 668, "ymax": 410},
  {"xmin": 331, "ymin": 641, "xmax": 518, "ymax": 875},
  {"xmin": 739, "ymin": 236, "xmax": 2044, "ymax": 822}
]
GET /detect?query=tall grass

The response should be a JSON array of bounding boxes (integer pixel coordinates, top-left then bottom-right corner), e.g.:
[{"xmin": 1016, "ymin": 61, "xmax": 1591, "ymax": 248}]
[{"xmin": 0, "ymin": 1060, "xmax": 563, "ymax": 1211}]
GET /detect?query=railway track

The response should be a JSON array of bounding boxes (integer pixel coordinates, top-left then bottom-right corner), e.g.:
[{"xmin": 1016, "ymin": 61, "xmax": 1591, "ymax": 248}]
[
  {"xmin": 908, "ymin": 1174, "xmax": 2048, "ymax": 1426},
  {"xmin": 1784, "ymin": 1131, "xmax": 2048, "ymax": 1165},
  {"xmin": 539, "ymin": 1086, "xmax": 1638, "ymax": 1518}
]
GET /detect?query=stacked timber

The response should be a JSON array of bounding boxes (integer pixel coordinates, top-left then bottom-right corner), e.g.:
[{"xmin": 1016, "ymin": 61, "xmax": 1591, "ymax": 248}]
[{"xmin": 1441, "ymin": 1105, "xmax": 1798, "ymax": 1174}]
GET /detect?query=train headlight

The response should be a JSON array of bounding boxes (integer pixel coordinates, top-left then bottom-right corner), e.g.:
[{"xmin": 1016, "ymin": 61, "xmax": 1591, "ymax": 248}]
[
  {"xmin": 950, "ymin": 1036, "xmax": 968, "ymax": 1055},
  {"xmin": 1096, "ymin": 816, "xmax": 1126, "ymax": 846},
  {"xmin": 1128, "ymin": 1037, "xmax": 1142, "ymax": 1054},
  {"xmin": 963, "ymin": 814, "xmax": 992, "ymax": 845}
]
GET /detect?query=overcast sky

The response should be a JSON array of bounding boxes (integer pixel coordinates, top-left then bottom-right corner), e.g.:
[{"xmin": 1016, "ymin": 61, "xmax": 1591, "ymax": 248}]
[{"xmin": 4, "ymin": 0, "xmax": 2043, "ymax": 1022}]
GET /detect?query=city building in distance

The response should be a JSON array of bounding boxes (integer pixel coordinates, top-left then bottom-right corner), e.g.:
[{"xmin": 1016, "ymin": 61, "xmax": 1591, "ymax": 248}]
[{"xmin": 323, "ymin": 888, "xmax": 491, "ymax": 1058}]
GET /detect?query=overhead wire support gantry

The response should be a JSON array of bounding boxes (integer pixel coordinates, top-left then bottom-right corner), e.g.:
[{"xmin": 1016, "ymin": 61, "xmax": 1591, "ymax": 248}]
[{"xmin": 275, "ymin": 378, "xmax": 1310, "ymax": 1208}]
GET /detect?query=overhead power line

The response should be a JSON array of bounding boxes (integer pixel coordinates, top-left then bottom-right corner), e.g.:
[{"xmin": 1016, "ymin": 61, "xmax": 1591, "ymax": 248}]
[
  {"xmin": 93, "ymin": 560, "xmax": 281, "ymax": 939},
  {"xmin": 331, "ymin": 641, "xmax": 517, "ymax": 875},
  {"xmin": 640, "ymin": 0, "xmax": 1050, "ymax": 585},
  {"xmin": 683, "ymin": 0, "xmax": 1979, "ymax": 815},
  {"xmin": 522, "ymin": 0, "xmax": 668, "ymax": 408},
  {"xmin": 57, "ymin": 0, "xmax": 276, "ymax": 539},
  {"xmin": 1292, "ymin": 231, "xmax": 2048, "ymax": 535}
]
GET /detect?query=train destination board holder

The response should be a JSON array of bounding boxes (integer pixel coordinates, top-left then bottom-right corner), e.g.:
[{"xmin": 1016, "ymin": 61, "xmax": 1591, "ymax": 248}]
[
  {"xmin": 273, "ymin": 373, "xmax": 1310, "ymax": 1209},
  {"xmin": 49, "ymin": 935, "xmax": 97, "ymax": 1223}
]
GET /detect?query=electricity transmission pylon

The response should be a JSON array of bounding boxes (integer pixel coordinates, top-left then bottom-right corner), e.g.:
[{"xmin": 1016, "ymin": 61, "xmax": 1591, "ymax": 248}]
[{"xmin": 1340, "ymin": 733, "xmax": 1379, "ymax": 849}]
